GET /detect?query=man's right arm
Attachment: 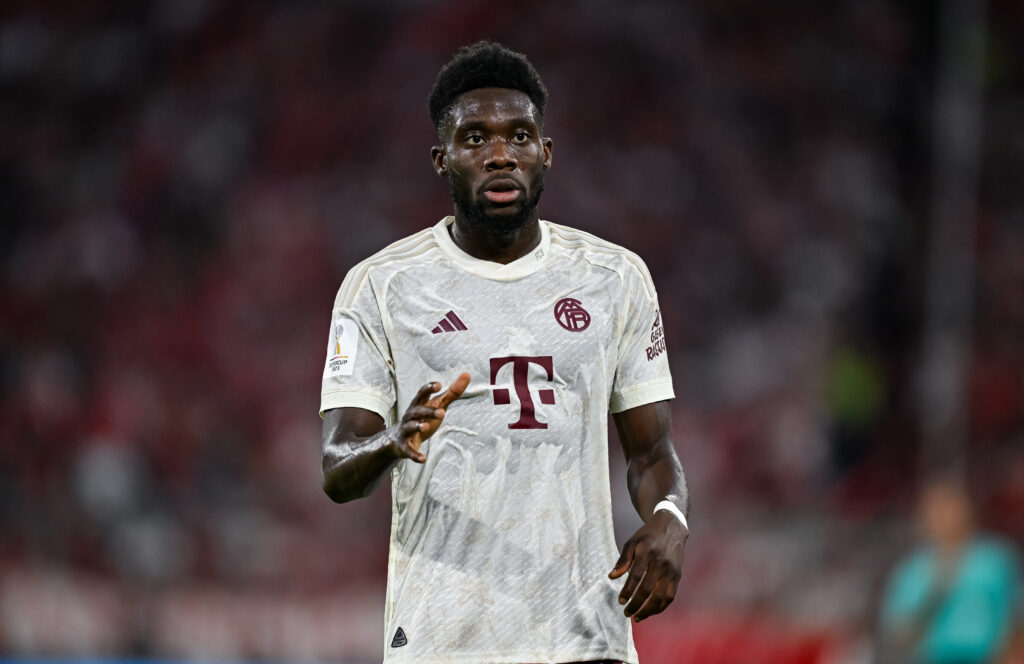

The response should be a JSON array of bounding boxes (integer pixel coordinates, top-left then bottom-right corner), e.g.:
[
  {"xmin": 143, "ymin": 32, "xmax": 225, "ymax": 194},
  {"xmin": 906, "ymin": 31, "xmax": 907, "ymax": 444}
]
[
  {"xmin": 321, "ymin": 406, "xmax": 400, "ymax": 503},
  {"xmin": 321, "ymin": 375, "xmax": 470, "ymax": 503}
]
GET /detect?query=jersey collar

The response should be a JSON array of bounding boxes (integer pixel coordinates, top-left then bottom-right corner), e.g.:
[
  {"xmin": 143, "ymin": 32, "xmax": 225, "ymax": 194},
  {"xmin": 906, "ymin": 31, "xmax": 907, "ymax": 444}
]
[{"xmin": 432, "ymin": 216, "xmax": 551, "ymax": 281}]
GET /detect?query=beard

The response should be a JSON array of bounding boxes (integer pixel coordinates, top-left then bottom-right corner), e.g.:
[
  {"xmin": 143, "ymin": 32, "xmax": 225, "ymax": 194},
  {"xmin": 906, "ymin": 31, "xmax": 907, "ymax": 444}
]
[{"xmin": 448, "ymin": 172, "xmax": 545, "ymax": 238}]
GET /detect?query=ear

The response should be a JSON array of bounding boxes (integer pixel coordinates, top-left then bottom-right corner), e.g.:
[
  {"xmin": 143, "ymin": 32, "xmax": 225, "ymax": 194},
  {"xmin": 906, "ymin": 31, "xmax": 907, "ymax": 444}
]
[
  {"xmin": 431, "ymin": 145, "xmax": 447, "ymax": 177},
  {"xmin": 541, "ymin": 137, "xmax": 553, "ymax": 171}
]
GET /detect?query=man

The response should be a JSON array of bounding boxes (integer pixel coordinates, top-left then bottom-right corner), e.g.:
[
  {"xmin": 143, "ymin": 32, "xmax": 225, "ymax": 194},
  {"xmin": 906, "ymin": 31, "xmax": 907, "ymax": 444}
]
[
  {"xmin": 320, "ymin": 41, "xmax": 689, "ymax": 664},
  {"xmin": 878, "ymin": 476, "xmax": 1021, "ymax": 664}
]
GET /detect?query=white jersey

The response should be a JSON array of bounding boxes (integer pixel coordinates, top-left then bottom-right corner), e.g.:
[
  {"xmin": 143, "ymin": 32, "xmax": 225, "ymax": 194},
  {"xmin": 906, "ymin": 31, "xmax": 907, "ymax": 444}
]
[{"xmin": 321, "ymin": 217, "xmax": 673, "ymax": 664}]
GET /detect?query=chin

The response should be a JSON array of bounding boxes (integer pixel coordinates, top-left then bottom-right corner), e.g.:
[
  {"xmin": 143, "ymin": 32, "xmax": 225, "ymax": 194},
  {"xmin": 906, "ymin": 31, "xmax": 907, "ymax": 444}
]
[
  {"xmin": 469, "ymin": 208, "xmax": 526, "ymax": 235},
  {"xmin": 450, "ymin": 177, "xmax": 543, "ymax": 237},
  {"xmin": 486, "ymin": 215, "xmax": 529, "ymax": 237},
  {"xmin": 459, "ymin": 199, "xmax": 534, "ymax": 237}
]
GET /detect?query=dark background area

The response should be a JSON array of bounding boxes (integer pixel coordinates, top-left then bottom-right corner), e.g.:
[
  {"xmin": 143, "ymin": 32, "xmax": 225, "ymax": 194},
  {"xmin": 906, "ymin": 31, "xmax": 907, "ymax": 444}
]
[{"xmin": 1, "ymin": 0, "xmax": 1022, "ymax": 661}]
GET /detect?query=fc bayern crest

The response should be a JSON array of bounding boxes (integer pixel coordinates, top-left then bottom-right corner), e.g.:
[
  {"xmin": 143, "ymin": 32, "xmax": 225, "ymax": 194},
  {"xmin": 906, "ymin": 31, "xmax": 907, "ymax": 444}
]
[{"xmin": 554, "ymin": 297, "xmax": 591, "ymax": 332}]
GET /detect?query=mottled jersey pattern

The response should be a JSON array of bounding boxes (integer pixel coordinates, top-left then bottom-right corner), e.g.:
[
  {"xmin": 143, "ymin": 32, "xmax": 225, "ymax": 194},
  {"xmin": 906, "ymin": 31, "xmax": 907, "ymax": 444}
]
[{"xmin": 321, "ymin": 217, "xmax": 673, "ymax": 664}]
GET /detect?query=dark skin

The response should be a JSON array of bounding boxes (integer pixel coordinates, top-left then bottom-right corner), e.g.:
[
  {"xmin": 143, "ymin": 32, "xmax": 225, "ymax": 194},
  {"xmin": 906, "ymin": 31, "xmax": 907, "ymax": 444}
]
[
  {"xmin": 321, "ymin": 88, "xmax": 689, "ymax": 651},
  {"xmin": 431, "ymin": 87, "xmax": 552, "ymax": 263}
]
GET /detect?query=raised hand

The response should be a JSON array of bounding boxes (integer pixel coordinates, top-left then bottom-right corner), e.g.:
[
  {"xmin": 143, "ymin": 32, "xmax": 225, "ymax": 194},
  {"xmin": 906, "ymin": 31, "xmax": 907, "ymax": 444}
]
[
  {"xmin": 608, "ymin": 510, "xmax": 687, "ymax": 622},
  {"xmin": 391, "ymin": 372, "xmax": 471, "ymax": 463}
]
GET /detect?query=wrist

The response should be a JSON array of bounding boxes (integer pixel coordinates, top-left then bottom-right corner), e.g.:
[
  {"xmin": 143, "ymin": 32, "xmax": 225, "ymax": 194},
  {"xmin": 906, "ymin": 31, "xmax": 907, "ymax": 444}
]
[
  {"xmin": 380, "ymin": 427, "xmax": 406, "ymax": 459},
  {"xmin": 653, "ymin": 499, "xmax": 688, "ymax": 532}
]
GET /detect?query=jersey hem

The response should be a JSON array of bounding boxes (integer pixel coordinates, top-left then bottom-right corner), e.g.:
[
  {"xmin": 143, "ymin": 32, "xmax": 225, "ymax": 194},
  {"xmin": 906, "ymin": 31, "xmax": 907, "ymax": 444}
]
[
  {"xmin": 609, "ymin": 379, "xmax": 675, "ymax": 413},
  {"xmin": 382, "ymin": 648, "xmax": 637, "ymax": 664},
  {"xmin": 320, "ymin": 389, "xmax": 395, "ymax": 424}
]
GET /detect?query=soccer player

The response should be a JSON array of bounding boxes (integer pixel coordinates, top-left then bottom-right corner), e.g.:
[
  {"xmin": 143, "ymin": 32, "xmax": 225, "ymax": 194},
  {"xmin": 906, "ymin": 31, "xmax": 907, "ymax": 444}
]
[{"xmin": 320, "ymin": 41, "xmax": 689, "ymax": 664}]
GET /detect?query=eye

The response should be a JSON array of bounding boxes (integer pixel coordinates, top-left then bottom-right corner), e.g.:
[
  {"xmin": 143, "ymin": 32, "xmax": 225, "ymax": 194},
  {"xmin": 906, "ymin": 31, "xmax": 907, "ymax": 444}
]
[
  {"xmin": 512, "ymin": 131, "xmax": 529, "ymax": 144},
  {"xmin": 466, "ymin": 134, "xmax": 484, "ymax": 145}
]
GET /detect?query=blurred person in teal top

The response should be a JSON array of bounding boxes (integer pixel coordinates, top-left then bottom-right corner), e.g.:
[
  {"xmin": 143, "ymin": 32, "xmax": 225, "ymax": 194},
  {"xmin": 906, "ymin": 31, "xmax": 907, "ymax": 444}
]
[{"xmin": 879, "ymin": 476, "xmax": 1021, "ymax": 664}]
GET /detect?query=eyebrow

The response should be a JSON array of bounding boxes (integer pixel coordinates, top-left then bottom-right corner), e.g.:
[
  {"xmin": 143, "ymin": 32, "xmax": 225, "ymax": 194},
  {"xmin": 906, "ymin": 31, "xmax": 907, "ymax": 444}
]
[{"xmin": 456, "ymin": 118, "xmax": 537, "ymax": 133}]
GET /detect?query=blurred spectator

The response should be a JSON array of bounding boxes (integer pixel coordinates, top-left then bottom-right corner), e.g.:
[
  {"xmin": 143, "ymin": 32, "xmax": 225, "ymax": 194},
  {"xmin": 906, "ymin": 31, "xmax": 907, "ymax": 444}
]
[{"xmin": 878, "ymin": 476, "xmax": 1022, "ymax": 664}]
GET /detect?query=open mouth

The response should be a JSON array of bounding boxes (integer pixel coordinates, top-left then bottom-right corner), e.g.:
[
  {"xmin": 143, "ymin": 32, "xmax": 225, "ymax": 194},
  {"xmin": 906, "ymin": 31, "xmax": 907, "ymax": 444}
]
[{"xmin": 483, "ymin": 181, "xmax": 522, "ymax": 204}]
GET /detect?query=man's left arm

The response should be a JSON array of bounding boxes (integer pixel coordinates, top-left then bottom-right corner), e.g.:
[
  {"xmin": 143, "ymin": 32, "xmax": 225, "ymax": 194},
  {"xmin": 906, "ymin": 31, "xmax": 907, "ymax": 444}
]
[{"xmin": 609, "ymin": 400, "xmax": 689, "ymax": 622}]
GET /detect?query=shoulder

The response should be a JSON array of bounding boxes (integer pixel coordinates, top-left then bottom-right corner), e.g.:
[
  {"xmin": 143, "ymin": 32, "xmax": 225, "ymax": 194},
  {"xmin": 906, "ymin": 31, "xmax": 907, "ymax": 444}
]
[
  {"xmin": 334, "ymin": 226, "xmax": 442, "ymax": 308},
  {"xmin": 890, "ymin": 547, "xmax": 933, "ymax": 582},
  {"xmin": 969, "ymin": 536, "xmax": 1022, "ymax": 570},
  {"xmin": 545, "ymin": 221, "xmax": 657, "ymax": 297}
]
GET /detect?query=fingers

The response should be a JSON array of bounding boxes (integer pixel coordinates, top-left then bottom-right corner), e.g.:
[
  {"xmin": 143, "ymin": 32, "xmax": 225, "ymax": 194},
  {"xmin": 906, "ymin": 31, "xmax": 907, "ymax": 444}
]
[
  {"xmin": 630, "ymin": 577, "xmax": 677, "ymax": 622},
  {"xmin": 613, "ymin": 522, "xmax": 685, "ymax": 621},
  {"xmin": 399, "ymin": 404, "xmax": 445, "ymax": 445},
  {"xmin": 398, "ymin": 418, "xmax": 429, "ymax": 436},
  {"xmin": 616, "ymin": 541, "xmax": 648, "ymax": 604},
  {"xmin": 404, "ymin": 405, "xmax": 445, "ymax": 421},
  {"xmin": 398, "ymin": 408, "xmax": 440, "ymax": 458},
  {"xmin": 412, "ymin": 381, "xmax": 441, "ymax": 406},
  {"xmin": 394, "ymin": 374, "xmax": 469, "ymax": 464},
  {"xmin": 622, "ymin": 559, "xmax": 656, "ymax": 617},
  {"xmin": 622, "ymin": 558, "xmax": 673, "ymax": 620},
  {"xmin": 616, "ymin": 548, "xmax": 679, "ymax": 621},
  {"xmin": 435, "ymin": 372, "xmax": 471, "ymax": 408},
  {"xmin": 393, "ymin": 422, "xmax": 426, "ymax": 463},
  {"xmin": 609, "ymin": 539, "xmax": 636, "ymax": 580}
]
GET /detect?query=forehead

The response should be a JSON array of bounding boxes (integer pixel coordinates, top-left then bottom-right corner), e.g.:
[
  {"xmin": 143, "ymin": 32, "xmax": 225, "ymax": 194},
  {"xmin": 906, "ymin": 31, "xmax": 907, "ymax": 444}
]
[{"xmin": 447, "ymin": 87, "xmax": 540, "ymax": 129}]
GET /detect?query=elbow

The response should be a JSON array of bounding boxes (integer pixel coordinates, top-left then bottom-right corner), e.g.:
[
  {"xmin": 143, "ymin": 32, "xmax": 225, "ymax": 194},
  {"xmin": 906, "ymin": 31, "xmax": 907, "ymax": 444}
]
[
  {"xmin": 321, "ymin": 477, "xmax": 346, "ymax": 503},
  {"xmin": 320, "ymin": 460, "xmax": 368, "ymax": 504},
  {"xmin": 321, "ymin": 459, "xmax": 352, "ymax": 504},
  {"xmin": 321, "ymin": 475, "xmax": 359, "ymax": 504}
]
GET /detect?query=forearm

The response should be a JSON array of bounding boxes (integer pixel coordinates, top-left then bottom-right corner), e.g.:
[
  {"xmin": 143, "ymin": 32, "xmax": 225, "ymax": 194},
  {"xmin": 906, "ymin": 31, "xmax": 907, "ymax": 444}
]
[
  {"xmin": 320, "ymin": 376, "xmax": 471, "ymax": 504},
  {"xmin": 614, "ymin": 401, "xmax": 689, "ymax": 523},
  {"xmin": 611, "ymin": 402, "xmax": 689, "ymax": 620},
  {"xmin": 626, "ymin": 441, "xmax": 689, "ymax": 522},
  {"xmin": 321, "ymin": 415, "xmax": 398, "ymax": 503}
]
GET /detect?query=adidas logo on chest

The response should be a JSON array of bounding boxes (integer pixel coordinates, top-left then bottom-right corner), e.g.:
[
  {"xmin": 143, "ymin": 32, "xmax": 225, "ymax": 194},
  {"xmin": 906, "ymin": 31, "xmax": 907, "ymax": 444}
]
[{"xmin": 431, "ymin": 310, "xmax": 468, "ymax": 334}]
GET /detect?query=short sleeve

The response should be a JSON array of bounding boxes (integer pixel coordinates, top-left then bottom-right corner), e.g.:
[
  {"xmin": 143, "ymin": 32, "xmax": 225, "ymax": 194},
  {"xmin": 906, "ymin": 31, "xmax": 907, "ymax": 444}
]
[
  {"xmin": 609, "ymin": 259, "xmax": 674, "ymax": 413},
  {"xmin": 319, "ymin": 267, "xmax": 397, "ymax": 424}
]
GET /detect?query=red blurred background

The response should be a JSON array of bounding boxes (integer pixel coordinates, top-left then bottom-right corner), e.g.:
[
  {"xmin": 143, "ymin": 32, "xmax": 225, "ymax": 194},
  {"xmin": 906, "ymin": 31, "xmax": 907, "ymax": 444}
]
[{"xmin": 1, "ymin": 1, "xmax": 1022, "ymax": 661}]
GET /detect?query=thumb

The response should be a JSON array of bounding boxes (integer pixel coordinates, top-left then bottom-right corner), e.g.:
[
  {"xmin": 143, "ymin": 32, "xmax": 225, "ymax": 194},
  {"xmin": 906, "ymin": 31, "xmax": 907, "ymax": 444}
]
[{"xmin": 609, "ymin": 538, "xmax": 637, "ymax": 579}]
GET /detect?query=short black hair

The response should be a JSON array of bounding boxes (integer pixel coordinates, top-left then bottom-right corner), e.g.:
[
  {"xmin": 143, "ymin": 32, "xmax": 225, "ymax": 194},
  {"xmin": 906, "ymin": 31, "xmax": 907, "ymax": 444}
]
[{"xmin": 429, "ymin": 41, "xmax": 548, "ymax": 138}]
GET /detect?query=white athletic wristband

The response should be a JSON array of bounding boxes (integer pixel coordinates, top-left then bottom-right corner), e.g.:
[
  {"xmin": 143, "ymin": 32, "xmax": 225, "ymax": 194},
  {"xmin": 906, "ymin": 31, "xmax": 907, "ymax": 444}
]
[{"xmin": 653, "ymin": 500, "xmax": 688, "ymax": 531}]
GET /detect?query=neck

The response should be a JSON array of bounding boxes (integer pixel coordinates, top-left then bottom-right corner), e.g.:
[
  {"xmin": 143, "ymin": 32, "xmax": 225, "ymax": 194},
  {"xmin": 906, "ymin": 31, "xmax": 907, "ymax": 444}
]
[
  {"xmin": 449, "ymin": 214, "xmax": 541, "ymax": 265},
  {"xmin": 937, "ymin": 530, "xmax": 971, "ymax": 555}
]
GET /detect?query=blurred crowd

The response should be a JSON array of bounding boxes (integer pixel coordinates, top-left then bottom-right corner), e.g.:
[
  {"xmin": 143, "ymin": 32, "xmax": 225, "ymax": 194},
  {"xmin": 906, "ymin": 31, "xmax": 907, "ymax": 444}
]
[{"xmin": 1, "ymin": 0, "xmax": 1022, "ymax": 661}]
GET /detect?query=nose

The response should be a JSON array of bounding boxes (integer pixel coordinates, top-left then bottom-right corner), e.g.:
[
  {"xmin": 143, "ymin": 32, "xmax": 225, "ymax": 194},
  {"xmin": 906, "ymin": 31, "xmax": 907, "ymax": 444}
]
[{"xmin": 485, "ymin": 140, "xmax": 517, "ymax": 171}]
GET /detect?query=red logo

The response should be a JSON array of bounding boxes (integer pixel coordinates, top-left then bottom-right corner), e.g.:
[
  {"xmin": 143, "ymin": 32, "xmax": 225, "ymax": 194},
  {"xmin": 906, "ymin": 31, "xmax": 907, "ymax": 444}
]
[
  {"xmin": 554, "ymin": 298, "xmax": 590, "ymax": 332},
  {"xmin": 646, "ymin": 309, "xmax": 666, "ymax": 361},
  {"xmin": 491, "ymin": 356, "xmax": 555, "ymax": 429}
]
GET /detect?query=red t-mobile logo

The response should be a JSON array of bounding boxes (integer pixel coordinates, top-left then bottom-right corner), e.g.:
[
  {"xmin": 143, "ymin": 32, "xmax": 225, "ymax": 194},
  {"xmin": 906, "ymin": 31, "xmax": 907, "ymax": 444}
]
[{"xmin": 490, "ymin": 356, "xmax": 555, "ymax": 429}]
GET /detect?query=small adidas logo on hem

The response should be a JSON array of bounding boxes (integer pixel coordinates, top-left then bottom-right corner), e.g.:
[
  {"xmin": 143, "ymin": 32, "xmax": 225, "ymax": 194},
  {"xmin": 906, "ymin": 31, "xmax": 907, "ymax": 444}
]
[
  {"xmin": 431, "ymin": 310, "xmax": 468, "ymax": 334},
  {"xmin": 391, "ymin": 626, "xmax": 408, "ymax": 647}
]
